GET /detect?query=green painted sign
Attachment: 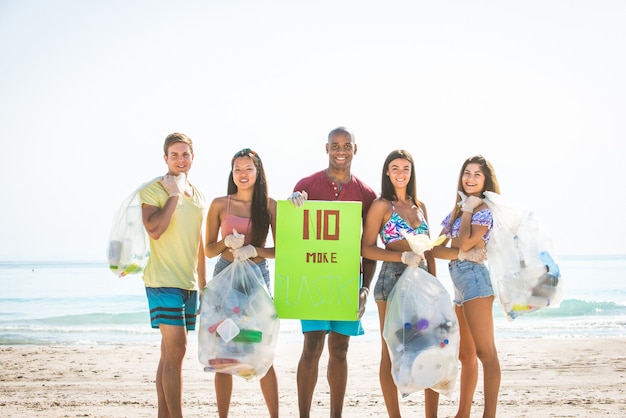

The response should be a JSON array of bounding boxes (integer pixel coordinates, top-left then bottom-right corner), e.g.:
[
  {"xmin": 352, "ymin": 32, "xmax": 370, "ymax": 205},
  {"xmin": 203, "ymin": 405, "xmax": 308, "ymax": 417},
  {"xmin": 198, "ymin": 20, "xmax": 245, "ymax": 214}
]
[{"xmin": 274, "ymin": 200, "xmax": 362, "ymax": 320}]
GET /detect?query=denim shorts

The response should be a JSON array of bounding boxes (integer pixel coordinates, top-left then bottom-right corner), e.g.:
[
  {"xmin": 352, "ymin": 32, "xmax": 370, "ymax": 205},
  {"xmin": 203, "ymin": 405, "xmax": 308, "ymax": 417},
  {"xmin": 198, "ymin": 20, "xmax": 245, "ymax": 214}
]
[
  {"xmin": 145, "ymin": 287, "xmax": 198, "ymax": 330},
  {"xmin": 448, "ymin": 259, "xmax": 494, "ymax": 306},
  {"xmin": 373, "ymin": 261, "xmax": 427, "ymax": 302},
  {"xmin": 213, "ymin": 256, "xmax": 272, "ymax": 296}
]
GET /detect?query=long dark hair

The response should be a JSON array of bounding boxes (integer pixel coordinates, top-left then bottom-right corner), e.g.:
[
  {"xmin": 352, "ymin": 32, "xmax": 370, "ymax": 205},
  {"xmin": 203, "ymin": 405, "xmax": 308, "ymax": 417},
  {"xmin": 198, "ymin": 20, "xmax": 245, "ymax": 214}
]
[
  {"xmin": 448, "ymin": 155, "xmax": 500, "ymax": 230},
  {"xmin": 380, "ymin": 150, "xmax": 421, "ymax": 208},
  {"xmin": 228, "ymin": 148, "xmax": 271, "ymax": 247}
]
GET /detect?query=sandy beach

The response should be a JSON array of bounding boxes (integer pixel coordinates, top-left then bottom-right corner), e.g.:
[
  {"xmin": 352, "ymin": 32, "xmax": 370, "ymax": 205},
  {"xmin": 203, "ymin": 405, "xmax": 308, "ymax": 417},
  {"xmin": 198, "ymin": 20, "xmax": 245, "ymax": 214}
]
[{"xmin": 1, "ymin": 336, "xmax": 624, "ymax": 417}]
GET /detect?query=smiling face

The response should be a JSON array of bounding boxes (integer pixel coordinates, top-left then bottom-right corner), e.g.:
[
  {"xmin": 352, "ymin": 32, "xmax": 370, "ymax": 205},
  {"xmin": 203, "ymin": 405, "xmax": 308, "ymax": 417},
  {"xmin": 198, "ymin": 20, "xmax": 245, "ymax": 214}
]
[
  {"xmin": 386, "ymin": 158, "xmax": 412, "ymax": 190},
  {"xmin": 461, "ymin": 162, "xmax": 486, "ymax": 197},
  {"xmin": 326, "ymin": 132, "xmax": 356, "ymax": 171},
  {"xmin": 231, "ymin": 155, "xmax": 258, "ymax": 190},
  {"xmin": 164, "ymin": 142, "xmax": 193, "ymax": 176}
]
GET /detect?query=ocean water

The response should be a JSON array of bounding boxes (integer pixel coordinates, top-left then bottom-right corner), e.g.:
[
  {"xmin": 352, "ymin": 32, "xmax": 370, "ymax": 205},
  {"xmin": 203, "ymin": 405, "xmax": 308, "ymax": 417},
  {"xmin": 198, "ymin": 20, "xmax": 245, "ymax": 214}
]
[{"xmin": 0, "ymin": 255, "xmax": 624, "ymax": 346}]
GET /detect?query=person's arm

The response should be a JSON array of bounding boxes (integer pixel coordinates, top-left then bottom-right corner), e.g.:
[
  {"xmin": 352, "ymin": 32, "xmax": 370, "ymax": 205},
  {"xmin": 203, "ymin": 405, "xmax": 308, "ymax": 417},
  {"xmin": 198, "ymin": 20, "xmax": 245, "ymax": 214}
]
[
  {"xmin": 142, "ymin": 199, "xmax": 178, "ymax": 240},
  {"xmin": 420, "ymin": 202, "xmax": 437, "ymax": 277},
  {"xmin": 254, "ymin": 198, "xmax": 277, "ymax": 259},
  {"xmin": 458, "ymin": 197, "xmax": 489, "ymax": 252},
  {"xmin": 361, "ymin": 200, "xmax": 404, "ymax": 263},
  {"xmin": 429, "ymin": 242, "xmax": 457, "ymax": 259},
  {"xmin": 361, "ymin": 258, "xmax": 376, "ymax": 290},
  {"xmin": 142, "ymin": 176, "xmax": 181, "ymax": 240},
  {"xmin": 358, "ymin": 200, "xmax": 379, "ymax": 319},
  {"xmin": 358, "ymin": 256, "xmax": 377, "ymax": 319},
  {"xmin": 197, "ymin": 234, "xmax": 206, "ymax": 289},
  {"xmin": 204, "ymin": 198, "xmax": 233, "ymax": 258},
  {"xmin": 429, "ymin": 227, "xmax": 487, "ymax": 263}
]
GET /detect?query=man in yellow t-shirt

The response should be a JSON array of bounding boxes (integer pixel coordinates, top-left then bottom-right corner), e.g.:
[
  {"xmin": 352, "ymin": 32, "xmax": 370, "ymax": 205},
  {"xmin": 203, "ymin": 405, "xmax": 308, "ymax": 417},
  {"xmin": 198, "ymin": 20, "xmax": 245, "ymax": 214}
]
[{"xmin": 140, "ymin": 132, "xmax": 207, "ymax": 418}]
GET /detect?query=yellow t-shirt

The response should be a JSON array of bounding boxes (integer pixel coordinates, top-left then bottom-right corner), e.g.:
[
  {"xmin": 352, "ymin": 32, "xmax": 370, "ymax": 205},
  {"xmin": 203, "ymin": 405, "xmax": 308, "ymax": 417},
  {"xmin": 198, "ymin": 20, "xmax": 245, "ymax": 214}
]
[{"xmin": 140, "ymin": 179, "xmax": 207, "ymax": 290}]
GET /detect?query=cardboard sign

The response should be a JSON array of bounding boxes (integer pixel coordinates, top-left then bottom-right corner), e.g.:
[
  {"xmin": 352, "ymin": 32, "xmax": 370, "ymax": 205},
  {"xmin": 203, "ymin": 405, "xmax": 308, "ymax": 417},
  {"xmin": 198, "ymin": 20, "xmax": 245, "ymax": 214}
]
[{"xmin": 274, "ymin": 200, "xmax": 362, "ymax": 320}]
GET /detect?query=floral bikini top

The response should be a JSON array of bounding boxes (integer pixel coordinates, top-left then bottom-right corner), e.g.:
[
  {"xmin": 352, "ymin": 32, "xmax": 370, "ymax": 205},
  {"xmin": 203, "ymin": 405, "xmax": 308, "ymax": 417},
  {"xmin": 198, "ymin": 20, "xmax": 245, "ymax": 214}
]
[
  {"xmin": 380, "ymin": 202, "xmax": 429, "ymax": 245},
  {"xmin": 441, "ymin": 209, "xmax": 494, "ymax": 244}
]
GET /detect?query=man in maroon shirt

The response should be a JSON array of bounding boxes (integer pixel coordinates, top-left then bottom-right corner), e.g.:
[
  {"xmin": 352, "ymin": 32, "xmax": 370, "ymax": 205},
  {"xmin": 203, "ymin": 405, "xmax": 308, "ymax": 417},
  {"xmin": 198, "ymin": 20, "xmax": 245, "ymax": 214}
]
[{"xmin": 288, "ymin": 127, "xmax": 377, "ymax": 418}]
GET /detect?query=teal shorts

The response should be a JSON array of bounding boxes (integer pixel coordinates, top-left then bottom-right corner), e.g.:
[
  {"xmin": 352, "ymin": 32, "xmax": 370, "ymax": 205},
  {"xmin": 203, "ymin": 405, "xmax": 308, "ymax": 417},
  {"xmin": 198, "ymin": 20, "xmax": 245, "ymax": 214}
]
[
  {"xmin": 301, "ymin": 319, "xmax": 364, "ymax": 337},
  {"xmin": 146, "ymin": 287, "xmax": 198, "ymax": 330}
]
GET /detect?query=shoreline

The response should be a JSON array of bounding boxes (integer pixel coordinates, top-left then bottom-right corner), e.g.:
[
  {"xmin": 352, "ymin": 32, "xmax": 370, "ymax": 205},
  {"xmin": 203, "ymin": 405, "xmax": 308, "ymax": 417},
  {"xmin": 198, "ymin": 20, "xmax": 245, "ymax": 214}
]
[{"xmin": 1, "ymin": 337, "xmax": 625, "ymax": 417}]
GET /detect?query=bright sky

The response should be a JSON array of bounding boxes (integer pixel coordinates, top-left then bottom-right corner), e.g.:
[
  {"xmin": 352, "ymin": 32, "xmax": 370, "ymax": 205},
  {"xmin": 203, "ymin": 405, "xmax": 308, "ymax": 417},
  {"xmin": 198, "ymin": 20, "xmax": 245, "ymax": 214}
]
[{"xmin": 1, "ymin": 0, "xmax": 624, "ymax": 261}]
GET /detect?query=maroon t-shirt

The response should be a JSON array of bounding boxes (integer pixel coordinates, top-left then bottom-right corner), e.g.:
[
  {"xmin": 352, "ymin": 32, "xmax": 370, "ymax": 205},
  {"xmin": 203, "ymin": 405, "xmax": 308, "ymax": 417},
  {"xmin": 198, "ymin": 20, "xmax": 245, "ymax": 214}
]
[{"xmin": 292, "ymin": 170, "xmax": 377, "ymax": 221}]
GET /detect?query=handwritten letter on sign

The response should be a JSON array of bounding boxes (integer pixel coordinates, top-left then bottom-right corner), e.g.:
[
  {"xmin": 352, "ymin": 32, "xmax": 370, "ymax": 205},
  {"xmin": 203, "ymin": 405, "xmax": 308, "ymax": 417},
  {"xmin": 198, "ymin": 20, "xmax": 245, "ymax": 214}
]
[{"xmin": 274, "ymin": 200, "xmax": 362, "ymax": 320}]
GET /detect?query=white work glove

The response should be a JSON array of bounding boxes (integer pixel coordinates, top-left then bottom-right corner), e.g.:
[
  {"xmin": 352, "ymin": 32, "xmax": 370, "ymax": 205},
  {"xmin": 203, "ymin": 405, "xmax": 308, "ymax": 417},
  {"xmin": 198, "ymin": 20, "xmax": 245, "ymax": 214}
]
[
  {"xmin": 232, "ymin": 244, "xmax": 258, "ymax": 261},
  {"xmin": 357, "ymin": 287, "xmax": 369, "ymax": 319},
  {"xmin": 401, "ymin": 251, "xmax": 422, "ymax": 268},
  {"xmin": 461, "ymin": 195, "xmax": 483, "ymax": 213},
  {"xmin": 459, "ymin": 247, "xmax": 487, "ymax": 262},
  {"xmin": 224, "ymin": 229, "xmax": 245, "ymax": 250},
  {"xmin": 175, "ymin": 172, "xmax": 193, "ymax": 195},
  {"xmin": 161, "ymin": 174, "xmax": 182, "ymax": 197},
  {"xmin": 287, "ymin": 191, "xmax": 308, "ymax": 208},
  {"xmin": 457, "ymin": 191, "xmax": 468, "ymax": 207}
]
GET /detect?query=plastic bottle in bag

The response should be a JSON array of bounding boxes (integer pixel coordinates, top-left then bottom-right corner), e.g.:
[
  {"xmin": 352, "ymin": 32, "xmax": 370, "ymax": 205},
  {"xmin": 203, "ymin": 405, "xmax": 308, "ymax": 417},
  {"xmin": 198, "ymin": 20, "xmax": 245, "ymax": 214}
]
[{"xmin": 108, "ymin": 240, "xmax": 122, "ymax": 269}]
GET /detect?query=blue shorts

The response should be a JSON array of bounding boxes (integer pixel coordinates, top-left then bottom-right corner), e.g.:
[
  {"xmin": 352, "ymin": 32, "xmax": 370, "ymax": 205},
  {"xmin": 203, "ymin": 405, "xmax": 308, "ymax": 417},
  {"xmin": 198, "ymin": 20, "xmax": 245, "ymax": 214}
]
[
  {"xmin": 373, "ymin": 261, "xmax": 427, "ymax": 302},
  {"xmin": 146, "ymin": 287, "xmax": 198, "ymax": 330},
  {"xmin": 301, "ymin": 319, "xmax": 364, "ymax": 337},
  {"xmin": 301, "ymin": 271, "xmax": 364, "ymax": 337},
  {"xmin": 213, "ymin": 256, "xmax": 272, "ymax": 296},
  {"xmin": 448, "ymin": 260, "xmax": 494, "ymax": 306}
]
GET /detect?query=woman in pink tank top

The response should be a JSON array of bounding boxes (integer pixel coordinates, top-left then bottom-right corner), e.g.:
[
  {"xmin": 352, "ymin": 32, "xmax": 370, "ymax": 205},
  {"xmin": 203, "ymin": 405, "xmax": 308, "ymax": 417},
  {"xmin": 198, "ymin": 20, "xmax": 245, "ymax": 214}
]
[{"xmin": 204, "ymin": 148, "xmax": 279, "ymax": 417}]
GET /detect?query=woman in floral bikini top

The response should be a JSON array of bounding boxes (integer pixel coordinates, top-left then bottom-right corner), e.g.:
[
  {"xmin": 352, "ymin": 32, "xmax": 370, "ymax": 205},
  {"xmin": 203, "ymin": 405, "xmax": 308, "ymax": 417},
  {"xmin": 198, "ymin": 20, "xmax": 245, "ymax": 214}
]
[
  {"xmin": 379, "ymin": 201, "xmax": 429, "ymax": 245},
  {"xmin": 361, "ymin": 150, "xmax": 440, "ymax": 417}
]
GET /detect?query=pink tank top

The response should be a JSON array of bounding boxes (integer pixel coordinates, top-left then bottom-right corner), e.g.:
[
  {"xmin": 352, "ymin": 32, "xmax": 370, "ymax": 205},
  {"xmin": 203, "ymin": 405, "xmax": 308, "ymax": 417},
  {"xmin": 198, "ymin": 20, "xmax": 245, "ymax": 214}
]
[{"xmin": 221, "ymin": 196, "xmax": 254, "ymax": 245}]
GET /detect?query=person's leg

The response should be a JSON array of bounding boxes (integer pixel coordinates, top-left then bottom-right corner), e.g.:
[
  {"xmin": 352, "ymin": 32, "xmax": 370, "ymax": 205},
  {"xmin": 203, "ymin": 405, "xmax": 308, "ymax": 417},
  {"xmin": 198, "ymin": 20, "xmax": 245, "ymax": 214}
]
[
  {"xmin": 260, "ymin": 365, "xmax": 279, "ymax": 418},
  {"xmin": 462, "ymin": 296, "xmax": 500, "ymax": 418},
  {"xmin": 376, "ymin": 300, "xmax": 402, "ymax": 418},
  {"xmin": 215, "ymin": 372, "xmax": 233, "ymax": 418},
  {"xmin": 297, "ymin": 331, "xmax": 326, "ymax": 418},
  {"xmin": 424, "ymin": 388, "xmax": 440, "ymax": 418},
  {"xmin": 158, "ymin": 324, "xmax": 188, "ymax": 418},
  {"xmin": 327, "ymin": 331, "xmax": 350, "ymax": 418},
  {"xmin": 156, "ymin": 339, "xmax": 168, "ymax": 418},
  {"xmin": 454, "ymin": 304, "xmax": 478, "ymax": 418}
]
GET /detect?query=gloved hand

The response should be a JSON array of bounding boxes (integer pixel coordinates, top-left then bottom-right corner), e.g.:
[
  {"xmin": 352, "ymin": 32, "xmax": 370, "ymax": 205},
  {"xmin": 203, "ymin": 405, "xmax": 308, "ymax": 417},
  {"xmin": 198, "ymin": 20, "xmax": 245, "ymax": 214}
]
[
  {"xmin": 161, "ymin": 174, "xmax": 182, "ymax": 197},
  {"xmin": 224, "ymin": 229, "xmax": 245, "ymax": 249},
  {"xmin": 401, "ymin": 251, "xmax": 422, "ymax": 267},
  {"xmin": 287, "ymin": 191, "xmax": 308, "ymax": 208},
  {"xmin": 461, "ymin": 195, "xmax": 483, "ymax": 213},
  {"xmin": 457, "ymin": 191, "xmax": 467, "ymax": 207},
  {"xmin": 175, "ymin": 173, "xmax": 193, "ymax": 195},
  {"xmin": 459, "ymin": 247, "xmax": 487, "ymax": 262},
  {"xmin": 357, "ymin": 287, "xmax": 369, "ymax": 319},
  {"xmin": 232, "ymin": 244, "xmax": 258, "ymax": 261}
]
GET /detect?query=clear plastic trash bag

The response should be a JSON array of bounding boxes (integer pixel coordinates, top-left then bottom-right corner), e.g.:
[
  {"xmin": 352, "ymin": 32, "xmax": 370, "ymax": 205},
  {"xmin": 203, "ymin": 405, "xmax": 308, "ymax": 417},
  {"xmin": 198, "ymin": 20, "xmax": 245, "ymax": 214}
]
[
  {"xmin": 382, "ymin": 233, "xmax": 460, "ymax": 397},
  {"xmin": 198, "ymin": 259, "xmax": 280, "ymax": 381},
  {"xmin": 107, "ymin": 177, "xmax": 159, "ymax": 278},
  {"xmin": 483, "ymin": 191, "xmax": 563, "ymax": 320}
]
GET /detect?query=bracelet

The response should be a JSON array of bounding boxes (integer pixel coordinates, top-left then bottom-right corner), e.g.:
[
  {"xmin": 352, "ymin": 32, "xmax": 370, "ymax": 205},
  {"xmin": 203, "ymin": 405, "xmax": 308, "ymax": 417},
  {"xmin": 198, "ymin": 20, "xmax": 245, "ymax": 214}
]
[{"xmin": 169, "ymin": 192, "xmax": 181, "ymax": 197}]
